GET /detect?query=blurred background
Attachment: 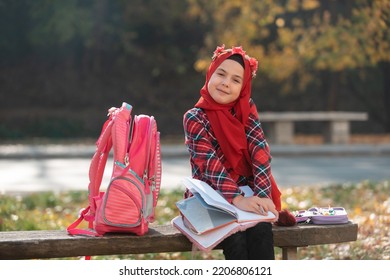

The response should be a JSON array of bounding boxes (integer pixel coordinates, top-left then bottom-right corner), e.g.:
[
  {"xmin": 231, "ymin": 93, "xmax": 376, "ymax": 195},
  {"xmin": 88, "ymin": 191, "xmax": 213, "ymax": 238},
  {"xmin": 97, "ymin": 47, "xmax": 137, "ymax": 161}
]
[
  {"xmin": 0, "ymin": 0, "xmax": 389, "ymax": 260},
  {"xmin": 0, "ymin": 0, "xmax": 389, "ymax": 142},
  {"xmin": 1, "ymin": 0, "xmax": 389, "ymax": 193}
]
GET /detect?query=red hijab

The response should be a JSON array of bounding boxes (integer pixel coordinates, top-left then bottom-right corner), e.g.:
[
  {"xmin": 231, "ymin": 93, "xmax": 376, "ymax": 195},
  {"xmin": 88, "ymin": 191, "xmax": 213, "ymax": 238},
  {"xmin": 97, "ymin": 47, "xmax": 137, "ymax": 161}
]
[{"xmin": 195, "ymin": 46, "xmax": 259, "ymax": 180}]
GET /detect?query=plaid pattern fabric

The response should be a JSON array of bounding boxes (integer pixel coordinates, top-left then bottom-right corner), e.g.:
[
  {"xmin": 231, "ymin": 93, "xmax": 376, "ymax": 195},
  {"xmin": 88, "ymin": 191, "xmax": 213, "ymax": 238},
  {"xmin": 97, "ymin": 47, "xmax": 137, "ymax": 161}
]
[{"xmin": 183, "ymin": 99, "xmax": 273, "ymax": 203}]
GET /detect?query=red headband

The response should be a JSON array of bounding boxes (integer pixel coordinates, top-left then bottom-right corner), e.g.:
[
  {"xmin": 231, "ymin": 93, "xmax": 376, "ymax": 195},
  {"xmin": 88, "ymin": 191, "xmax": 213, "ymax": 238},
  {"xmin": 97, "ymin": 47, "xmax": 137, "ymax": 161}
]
[{"xmin": 212, "ymin": 45, "xmax": 259, "ymax": 78}]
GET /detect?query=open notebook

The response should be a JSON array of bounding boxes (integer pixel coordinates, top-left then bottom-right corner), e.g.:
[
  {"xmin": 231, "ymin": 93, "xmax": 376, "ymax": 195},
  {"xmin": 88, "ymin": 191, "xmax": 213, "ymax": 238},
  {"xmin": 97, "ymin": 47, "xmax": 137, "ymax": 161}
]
[{"xmin": 172, "ymin": 177, "xmax": 276, "ymax": 251}]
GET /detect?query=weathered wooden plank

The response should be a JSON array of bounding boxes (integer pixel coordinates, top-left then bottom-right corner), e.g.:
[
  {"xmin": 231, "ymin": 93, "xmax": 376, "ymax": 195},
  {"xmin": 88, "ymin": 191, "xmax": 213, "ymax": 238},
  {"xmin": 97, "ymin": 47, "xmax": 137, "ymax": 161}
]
[
  {"xmin": 272, "ymin": 222, "xmax": 358, "ymax": 247},
  {"xmin": 0, "ymin": 222, "xmax": 358, "ymax": 260},
  {"xmin": 0, "ymin": 225, "xmax": 190, "ymax": 259}
]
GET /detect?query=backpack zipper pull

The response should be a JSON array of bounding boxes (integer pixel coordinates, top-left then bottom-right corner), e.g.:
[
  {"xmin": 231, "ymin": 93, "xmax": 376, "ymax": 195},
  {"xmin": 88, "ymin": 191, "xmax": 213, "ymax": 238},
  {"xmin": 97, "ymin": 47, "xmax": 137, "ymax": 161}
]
[{"xmin": 144, "ymin": 171, "xmax": 151, "ymax": 194}]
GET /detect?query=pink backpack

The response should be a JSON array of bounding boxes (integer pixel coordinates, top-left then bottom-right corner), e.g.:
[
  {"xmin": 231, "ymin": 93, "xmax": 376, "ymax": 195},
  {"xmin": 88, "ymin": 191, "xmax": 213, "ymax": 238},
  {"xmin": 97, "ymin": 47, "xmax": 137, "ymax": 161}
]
[{"xmin": 67, "ymin": 102, "xmax": 161, "ymax": 236}]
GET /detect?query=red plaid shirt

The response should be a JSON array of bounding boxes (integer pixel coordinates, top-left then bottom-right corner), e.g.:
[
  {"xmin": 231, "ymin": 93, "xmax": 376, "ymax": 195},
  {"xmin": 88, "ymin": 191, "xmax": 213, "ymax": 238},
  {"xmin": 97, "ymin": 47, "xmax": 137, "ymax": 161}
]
[{"xmin": 183, "ymin": 99, "xmax": 273, "ymax": 203}]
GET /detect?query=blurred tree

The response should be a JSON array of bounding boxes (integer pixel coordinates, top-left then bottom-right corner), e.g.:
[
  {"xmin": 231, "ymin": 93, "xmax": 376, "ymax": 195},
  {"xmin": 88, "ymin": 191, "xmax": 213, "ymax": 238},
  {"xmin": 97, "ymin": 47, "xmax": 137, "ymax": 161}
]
[
  {"xmin": 0, "ymin": 0, "xmax": 208, "ymax": 139},
  {"xmin": 28, "ymin": 0, "xmax": 126, "ymax": 73},
  {"xmin": 0, "ymin": 1, "xmax": 33, "ymax": 62},
  {"xmin": 189, "ymin": 0, "xmax": 390, "ymax": 131},
  {"xmin": 0, "ymin": 0, "xmax": 389, "ymax": 139}
]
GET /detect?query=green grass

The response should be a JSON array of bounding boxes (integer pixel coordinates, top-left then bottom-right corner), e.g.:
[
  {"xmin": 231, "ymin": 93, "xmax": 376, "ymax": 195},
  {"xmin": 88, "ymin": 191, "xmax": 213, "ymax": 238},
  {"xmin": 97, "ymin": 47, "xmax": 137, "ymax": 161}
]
[{"xmin": 1, "ymin": 180, "xmax": 389, "ymax": 260}]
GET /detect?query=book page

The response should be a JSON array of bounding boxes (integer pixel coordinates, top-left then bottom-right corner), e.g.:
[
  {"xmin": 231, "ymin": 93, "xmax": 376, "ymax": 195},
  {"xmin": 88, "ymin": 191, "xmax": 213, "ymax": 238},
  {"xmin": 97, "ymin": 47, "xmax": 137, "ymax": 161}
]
[
  {"xmin": 234, "ymin": 206, "xmax": 275, "ymax": 222},
  {"xmin": 183, "ymin": 177, "xmax": 236, "ymax": 215},
  {"xmin": 183, "ymin": 177, "xmax": 276, "ymax": 223},
  {"xmin": 176, "ymin": 194, "xmax": 237, "ymax": 234},
  {"xmin": 172, "ymin": 216, "xmax": 239, "ymax": 251},
  {"xmin": 239, "ymin": 185, "xmax": 254, "ymax": 197}
]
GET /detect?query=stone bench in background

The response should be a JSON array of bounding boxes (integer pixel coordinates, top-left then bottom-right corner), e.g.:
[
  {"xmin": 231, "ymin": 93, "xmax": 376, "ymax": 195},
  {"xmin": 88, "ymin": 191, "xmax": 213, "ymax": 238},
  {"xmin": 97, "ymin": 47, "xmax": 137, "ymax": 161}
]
[{"xmin": 260, "ymin": 111, "xmax": 368, "ymax": 145}]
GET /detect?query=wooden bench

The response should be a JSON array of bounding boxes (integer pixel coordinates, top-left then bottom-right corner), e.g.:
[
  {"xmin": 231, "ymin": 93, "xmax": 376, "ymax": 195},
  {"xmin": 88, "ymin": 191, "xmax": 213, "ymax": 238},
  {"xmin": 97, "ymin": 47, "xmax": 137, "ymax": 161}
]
[
  {"xmin": 260, "ymin": 111, "xmax": 368, "ymax": 145},
  {"xmin": 0, "ymin": 222, "xmax": 358, "ymax": 260}
]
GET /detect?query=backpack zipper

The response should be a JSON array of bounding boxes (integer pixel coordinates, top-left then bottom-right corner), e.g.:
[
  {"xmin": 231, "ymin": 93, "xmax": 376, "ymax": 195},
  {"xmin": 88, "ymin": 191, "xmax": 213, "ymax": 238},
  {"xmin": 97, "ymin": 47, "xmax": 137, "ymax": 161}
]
[
  {"xmin": 124, "ymin": 118, "xmax": 133, "ymax": 166},
  {"xmin": 143, "ymin": 117, "xmax": 154, "ymax": 186}
]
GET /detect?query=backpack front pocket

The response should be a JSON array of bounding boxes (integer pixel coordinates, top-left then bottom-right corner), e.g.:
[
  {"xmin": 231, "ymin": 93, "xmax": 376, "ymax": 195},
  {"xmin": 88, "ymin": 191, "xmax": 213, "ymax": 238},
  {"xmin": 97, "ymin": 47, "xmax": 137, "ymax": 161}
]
[{"xmin": 102, "ymin": 176, "xmax": 145, "ymax": 227}]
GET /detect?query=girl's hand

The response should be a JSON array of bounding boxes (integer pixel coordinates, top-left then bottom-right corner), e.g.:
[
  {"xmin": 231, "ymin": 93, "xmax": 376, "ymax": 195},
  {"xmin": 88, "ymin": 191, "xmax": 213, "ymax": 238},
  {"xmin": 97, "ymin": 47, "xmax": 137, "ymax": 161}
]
[{"xmin": 232, "ymin": 195, "xmax": 279, "ymax": 221}]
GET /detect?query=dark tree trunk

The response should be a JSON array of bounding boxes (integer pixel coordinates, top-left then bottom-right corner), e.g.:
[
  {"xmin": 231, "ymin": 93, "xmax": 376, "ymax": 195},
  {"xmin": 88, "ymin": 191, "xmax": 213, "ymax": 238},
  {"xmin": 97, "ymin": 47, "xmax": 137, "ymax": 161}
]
[
  {"xmin": 382, "ymin": 62, "xmax": 390, "ymax": 132},
  {"xmin": 327, "ymin": 71, "xmax": 339, "ymax": 111}
]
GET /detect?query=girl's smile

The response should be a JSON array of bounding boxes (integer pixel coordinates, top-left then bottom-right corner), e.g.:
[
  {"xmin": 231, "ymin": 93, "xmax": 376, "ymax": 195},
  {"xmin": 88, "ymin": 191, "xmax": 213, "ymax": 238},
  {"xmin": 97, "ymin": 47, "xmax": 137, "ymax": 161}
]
[{"xmin": 207, "ymin": 59, "xmax": 244, "ymax": 104}]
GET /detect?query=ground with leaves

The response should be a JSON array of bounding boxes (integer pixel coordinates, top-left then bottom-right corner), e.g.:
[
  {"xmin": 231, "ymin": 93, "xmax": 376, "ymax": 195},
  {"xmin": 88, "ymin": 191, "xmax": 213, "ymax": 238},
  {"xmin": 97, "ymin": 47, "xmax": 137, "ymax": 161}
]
[{"xmin": 0, "ymin": 180, "xmax": 389, "ymax": 260}]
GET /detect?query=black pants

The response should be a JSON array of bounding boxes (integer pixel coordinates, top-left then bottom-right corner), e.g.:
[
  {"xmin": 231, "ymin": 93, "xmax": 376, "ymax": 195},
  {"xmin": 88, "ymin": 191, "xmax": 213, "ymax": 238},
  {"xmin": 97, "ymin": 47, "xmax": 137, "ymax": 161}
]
[{"xmin": 220, "ymin": 222, "xmax": 275, "ymax": 260}]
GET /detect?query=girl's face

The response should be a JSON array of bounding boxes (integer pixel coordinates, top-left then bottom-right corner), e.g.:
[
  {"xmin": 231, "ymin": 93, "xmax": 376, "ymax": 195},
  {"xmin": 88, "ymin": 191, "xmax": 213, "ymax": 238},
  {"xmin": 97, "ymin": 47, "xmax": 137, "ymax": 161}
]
[{"xmin": 207, "ymin": 59, "xmax": 244, "ymax": 105}]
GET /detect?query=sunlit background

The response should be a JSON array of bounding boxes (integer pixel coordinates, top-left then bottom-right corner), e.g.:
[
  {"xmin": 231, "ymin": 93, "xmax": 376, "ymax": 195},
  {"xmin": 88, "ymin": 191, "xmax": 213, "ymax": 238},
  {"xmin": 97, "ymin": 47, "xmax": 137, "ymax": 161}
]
[
  {"xmin": 0, "ymin": 0, "xmax": 389, "ymax": 260},
  {"xmin": 0, "ymin": 0, "xmax": 389, "ymax": 140}
]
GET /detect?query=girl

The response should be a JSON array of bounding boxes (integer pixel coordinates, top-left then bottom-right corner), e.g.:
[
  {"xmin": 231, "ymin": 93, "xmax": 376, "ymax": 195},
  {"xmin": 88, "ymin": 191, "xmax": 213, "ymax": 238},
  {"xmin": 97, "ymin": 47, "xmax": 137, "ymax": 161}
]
[{"xmin": 183, "ymin": 45, "xmax": 282, "ymax": 260}]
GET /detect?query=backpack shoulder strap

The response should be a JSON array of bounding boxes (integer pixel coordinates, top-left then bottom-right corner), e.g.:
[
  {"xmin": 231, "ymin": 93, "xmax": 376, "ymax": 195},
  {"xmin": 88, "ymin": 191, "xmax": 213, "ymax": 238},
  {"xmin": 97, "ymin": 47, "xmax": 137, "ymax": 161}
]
[
  {"xmin": 88, "ymin": 103, "xmax": 133, "ymax": 216},
  {"xmin": 86, "ymin": 117, "xmax": 113, "ymax": 216},
  {"xmin": 67, "ymin": 102, "xmax": 132, "ymax": 237}
]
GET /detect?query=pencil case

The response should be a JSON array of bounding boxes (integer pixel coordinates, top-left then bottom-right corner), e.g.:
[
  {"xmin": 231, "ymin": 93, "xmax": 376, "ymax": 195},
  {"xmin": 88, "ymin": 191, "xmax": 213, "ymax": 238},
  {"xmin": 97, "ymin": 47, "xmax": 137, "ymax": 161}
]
[{"xmin": 294, "ymin": 207, "xmax": 349, "ymax": 224}]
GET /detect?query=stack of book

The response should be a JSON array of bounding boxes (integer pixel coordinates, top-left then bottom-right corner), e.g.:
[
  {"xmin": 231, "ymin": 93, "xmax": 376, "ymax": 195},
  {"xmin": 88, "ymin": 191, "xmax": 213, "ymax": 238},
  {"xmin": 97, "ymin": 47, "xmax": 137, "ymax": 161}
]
[{"xmin": 172, "ymin": 177, "xmax": 276, "ymax": 252}]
